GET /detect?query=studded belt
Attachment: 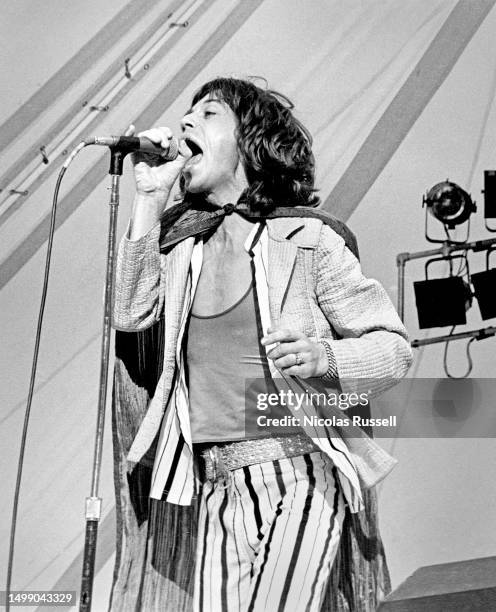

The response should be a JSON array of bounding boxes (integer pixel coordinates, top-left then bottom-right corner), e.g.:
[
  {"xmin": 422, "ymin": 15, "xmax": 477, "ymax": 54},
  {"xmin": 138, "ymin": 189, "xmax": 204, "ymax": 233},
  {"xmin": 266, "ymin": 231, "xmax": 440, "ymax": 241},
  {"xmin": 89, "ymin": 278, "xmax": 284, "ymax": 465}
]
[{"xmin": 196, "ymin": 434, "xmax": 319, "ymax": 482}]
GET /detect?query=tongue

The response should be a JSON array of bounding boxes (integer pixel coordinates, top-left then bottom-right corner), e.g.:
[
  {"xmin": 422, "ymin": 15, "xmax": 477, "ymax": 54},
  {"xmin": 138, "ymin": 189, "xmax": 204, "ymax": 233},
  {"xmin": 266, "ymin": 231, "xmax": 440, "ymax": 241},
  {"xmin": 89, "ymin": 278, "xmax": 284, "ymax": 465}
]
[{"xmin": 189, "ymin": 153, "xmax": 203, "ymax": 164}]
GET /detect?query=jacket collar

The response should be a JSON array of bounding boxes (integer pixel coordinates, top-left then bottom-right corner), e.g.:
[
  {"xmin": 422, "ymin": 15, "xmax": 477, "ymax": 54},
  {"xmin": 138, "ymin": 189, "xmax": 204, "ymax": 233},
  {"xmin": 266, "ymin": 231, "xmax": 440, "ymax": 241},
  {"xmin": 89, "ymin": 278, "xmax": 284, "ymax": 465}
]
[
  {"xmin": 243, "ymin": 222, "xmax": 302, "ymax": 322},
  {"xmin": 266, "ymin": 217, "xmax": 306, "ymax": 242}
]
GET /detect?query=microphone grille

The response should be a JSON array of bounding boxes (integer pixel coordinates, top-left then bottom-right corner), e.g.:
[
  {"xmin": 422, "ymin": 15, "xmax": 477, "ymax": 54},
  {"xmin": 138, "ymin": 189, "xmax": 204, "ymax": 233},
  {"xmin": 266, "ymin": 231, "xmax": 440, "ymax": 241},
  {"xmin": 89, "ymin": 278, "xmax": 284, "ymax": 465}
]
[{"xmin": 165, "ymin": 137, "xmax": 179, "ymax": 161}]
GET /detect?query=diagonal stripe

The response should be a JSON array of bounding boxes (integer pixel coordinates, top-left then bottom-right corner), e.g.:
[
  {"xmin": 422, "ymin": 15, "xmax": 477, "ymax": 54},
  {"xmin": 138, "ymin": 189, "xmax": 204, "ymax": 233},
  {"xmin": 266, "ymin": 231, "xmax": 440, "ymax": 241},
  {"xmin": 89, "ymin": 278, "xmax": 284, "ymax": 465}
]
[
  {"xmin": 277, "ymin": 454, "xmax": 316, "ymax": 612},
  {"xmin": 260, "ymin": 460, "xmax": 299, "ymax": 598},
  {"xmin": 322, "ymin": 0, "xmax": 496, "ymax": 220},
  {"xmin": 218, "ymin": 490, "xmax": 230, "ymax": 612},
  {"xmin": 247, "ymin": 497, "xmax": 284, "ymax": 612},
  {"xmin": 0, "ymin": 0, "xmax": 264, "ymax": 290},
  {"xmin": 247, "ymin": 460, "xmax": 287, "ymax": 610},
  {"xmin": 306, "ymin": 467, "xmax": 339, "ymax": 612},
  {"xmin": 0, "ymin": 0, "xmax": 188, "ymax": 217},
  {"xmin": 47, "ymin": 509, "xmax": 116, "ymax": 597},
  {"xmin": 273, "ymin": 459, "xmax": 286, "ymax": 497},
  {"xmin": 162, "ymin": 434, "xmax": 185, "ymax": 497},
  {"xmin": 243, "ymin": 466, "xmax": 263, "ymax": 540},
  {"xmin": 0, "ymin": 1, "xmax": 161, "ymax": 148},
  {"xmin": 231, "ymin": 491, "xmax": 244, "ymax": 611},
  {"xmin": 198, "ymin": 486, "xmax": 216, "ymax": 612},
  {"xmin": 233, "ymin": 477, "xmax": 257, "ymax": 556},
  {"xmin": 295, "ymin": 462, "xmax": 331, "ymax": 610}
]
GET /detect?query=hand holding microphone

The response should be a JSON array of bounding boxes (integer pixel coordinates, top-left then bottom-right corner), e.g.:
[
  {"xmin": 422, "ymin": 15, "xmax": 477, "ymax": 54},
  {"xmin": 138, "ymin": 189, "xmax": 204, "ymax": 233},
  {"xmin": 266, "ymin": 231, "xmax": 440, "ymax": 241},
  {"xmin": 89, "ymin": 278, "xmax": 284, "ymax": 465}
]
[
  {"xmin": 115, "ymin": 125, "xmax": 192, "ymax": 239},
  {"xmin": 121, "ymin": 125, "xmax": 192, "ymax": 197}
]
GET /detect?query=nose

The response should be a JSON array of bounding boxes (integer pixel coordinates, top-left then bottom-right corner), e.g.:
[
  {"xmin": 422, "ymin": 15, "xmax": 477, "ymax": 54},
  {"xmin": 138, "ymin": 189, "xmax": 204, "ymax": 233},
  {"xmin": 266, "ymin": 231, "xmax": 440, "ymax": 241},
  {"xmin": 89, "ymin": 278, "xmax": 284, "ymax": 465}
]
[{"xmin": 180, "ymin": 113, "xmax": 195, "ymax": 132}]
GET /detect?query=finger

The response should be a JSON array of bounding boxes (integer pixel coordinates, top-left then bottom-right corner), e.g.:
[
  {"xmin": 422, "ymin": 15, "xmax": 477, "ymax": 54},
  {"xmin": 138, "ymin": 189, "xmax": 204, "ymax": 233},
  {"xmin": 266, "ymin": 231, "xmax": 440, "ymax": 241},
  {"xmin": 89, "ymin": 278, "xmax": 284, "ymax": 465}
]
[
  {"xmin": 274, "ymin": 353, "xmax": 301, "ymax": 369},
  {"xmin": 266, "ymin": 340, "xmax": 307, "ymax": 360},
  {"xmin": 281, "ymin": 365, "xmax": 312, "ymax": 378},
  {"xmin": 273, "ymin": 354, "xmax": 296, "ymax": 369},
  {"xmin": 137, "ymin": 126, "xmax": 174, "ymax": 148},
  {"xmin": 124, "ymin": 124, "xmax": 135, "ymax": 137},
  {"xmin": 261, "ymin": 329, "xmax": 304, "ymax": 346},
  {"xmin": 131, "ymin": 126, "xmax": 179, "ymax": 166},
  {"xmin": 273, "ymin": 351, "xmax": 312, "ymax": 370}
]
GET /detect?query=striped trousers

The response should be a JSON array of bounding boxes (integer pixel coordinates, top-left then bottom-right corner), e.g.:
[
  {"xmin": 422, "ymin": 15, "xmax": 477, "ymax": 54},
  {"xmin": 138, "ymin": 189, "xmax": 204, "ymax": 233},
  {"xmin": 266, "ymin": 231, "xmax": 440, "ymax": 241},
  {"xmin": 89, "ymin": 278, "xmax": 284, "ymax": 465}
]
[{"xmin": 193, "ymin": 451, "xmax": 345, "ymax": 612}]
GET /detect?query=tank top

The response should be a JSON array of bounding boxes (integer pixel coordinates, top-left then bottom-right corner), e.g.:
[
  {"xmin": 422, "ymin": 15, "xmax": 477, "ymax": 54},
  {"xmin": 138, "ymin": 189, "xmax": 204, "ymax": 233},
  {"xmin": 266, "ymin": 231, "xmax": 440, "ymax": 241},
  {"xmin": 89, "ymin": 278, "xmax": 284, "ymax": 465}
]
[{"xmin": 186, "ymin": 284, "xmax": 297, "ymax": 443}]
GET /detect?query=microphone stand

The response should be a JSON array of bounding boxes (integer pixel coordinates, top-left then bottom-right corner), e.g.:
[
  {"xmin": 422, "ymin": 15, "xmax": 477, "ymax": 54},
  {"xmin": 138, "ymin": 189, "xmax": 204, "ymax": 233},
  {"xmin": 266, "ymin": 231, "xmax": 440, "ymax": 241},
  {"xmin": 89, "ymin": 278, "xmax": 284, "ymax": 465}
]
[{"xmin": 79, "ymin": 146, "xmax": 130, "ymax": 611}]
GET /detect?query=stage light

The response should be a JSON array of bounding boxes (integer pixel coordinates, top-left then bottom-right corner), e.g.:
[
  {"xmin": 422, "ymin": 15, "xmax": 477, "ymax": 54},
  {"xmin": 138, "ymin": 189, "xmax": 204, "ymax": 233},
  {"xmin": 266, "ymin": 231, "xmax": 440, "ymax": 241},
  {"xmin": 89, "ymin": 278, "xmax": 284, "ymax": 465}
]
[
  {"xmin": 396, "ymin": 173, "xmax": 496, "ymax": 367},
  {"xmin": 472, "ymin": 269, "xmax": 496, "ymax": 320},
  {"xmin": 423, "ymin": 181, "xmax": 476, "ymax": 228},
  {"xmin": 413, "ymin": 276, "xmax": 472, "ymax": 329},
  {"xmin": 471, "ymin": 247, "xmax": 496, "ymax": 320},
  {"xmin": 483, "ymin": 170, "xmax": 496, "ymax": 219}
]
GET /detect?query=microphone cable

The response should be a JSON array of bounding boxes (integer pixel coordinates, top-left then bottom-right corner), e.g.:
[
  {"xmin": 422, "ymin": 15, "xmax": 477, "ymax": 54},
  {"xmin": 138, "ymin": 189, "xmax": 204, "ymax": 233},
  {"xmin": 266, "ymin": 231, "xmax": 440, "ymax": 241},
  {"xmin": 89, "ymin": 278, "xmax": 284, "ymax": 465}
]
[{"xmin": 4, "ymin": 141, "xmax": 87, "ymax": 612}]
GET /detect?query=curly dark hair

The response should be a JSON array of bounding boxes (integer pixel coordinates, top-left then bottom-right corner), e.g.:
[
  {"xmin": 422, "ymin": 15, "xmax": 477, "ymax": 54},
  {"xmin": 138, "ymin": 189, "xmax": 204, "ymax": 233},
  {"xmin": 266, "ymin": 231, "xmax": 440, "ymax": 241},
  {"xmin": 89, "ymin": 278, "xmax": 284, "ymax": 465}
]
[{"xmin": 183, "ymin": 77, "xmax": 319, "ymax": 211}]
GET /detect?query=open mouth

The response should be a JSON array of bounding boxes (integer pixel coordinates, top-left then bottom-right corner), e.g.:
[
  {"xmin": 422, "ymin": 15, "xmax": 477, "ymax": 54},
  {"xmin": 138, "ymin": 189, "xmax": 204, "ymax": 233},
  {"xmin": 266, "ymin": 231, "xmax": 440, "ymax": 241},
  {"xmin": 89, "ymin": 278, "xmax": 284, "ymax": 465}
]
[{"xmin": 184, "ymin": 138, "xmax": 203, "ymax": 164}]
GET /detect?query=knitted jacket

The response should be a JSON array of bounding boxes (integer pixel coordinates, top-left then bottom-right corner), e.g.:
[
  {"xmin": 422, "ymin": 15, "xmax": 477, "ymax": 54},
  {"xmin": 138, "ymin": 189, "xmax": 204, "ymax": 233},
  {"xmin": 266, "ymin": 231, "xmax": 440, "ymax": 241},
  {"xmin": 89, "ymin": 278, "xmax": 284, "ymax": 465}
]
[{"xmin": 112, "ymin": 214, "xmax": 412, "ymax": 507}]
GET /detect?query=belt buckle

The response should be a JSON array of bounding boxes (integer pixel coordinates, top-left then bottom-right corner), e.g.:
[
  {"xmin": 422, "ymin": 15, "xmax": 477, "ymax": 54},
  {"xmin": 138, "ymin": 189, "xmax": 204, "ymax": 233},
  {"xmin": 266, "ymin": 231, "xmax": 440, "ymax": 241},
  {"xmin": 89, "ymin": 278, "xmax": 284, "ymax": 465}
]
[
  {"xmin": 207, "ymin": 445, "xmax": 230, "ymax": 486},
  {"xmin": 209, "ymin": 447, "xmax": 217, "ymax": 481}
]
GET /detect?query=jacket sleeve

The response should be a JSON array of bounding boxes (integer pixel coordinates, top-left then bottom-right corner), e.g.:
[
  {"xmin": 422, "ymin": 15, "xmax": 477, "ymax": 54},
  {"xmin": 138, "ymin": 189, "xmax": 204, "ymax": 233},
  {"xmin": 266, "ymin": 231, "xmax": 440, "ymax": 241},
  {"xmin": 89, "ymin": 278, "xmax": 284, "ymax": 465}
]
[
  {"xmin": 314, "ymin": 224, "xmax": 413, "ymax": 396},
  {"xmin": 112, "ymin": 221, "xmax": 166, "ymax": 331}
]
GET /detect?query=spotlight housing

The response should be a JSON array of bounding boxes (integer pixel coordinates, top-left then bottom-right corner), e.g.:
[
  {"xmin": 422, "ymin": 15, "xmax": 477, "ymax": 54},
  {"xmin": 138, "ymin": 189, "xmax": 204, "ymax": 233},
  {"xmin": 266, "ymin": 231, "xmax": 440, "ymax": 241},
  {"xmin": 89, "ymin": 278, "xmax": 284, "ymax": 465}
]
[
  {"xmin": 483, "ymin": 170, "xmax": 496, "ymax": 219},
  {"xmin": 471, "ymin": 249, "xmax": 496, "ymax": 320},
  {"xmin": 423, "ymin": 181, "xmax": 476, "ymax": 228},
  {"xmin": 472, "ymin": 269, "xmax": 496, "ymax": 320},
  {"xmin": 414, "ymin": 276, "xmax": 472, "ymax": 329}
]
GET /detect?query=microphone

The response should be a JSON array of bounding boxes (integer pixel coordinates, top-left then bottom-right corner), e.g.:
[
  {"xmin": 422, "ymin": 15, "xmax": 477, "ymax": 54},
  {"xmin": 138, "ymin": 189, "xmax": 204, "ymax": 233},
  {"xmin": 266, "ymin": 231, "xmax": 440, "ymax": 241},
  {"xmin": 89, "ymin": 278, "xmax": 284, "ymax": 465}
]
[{"xmin": 84, "ymin": 135, "xmax": 179, "ymax": 160}]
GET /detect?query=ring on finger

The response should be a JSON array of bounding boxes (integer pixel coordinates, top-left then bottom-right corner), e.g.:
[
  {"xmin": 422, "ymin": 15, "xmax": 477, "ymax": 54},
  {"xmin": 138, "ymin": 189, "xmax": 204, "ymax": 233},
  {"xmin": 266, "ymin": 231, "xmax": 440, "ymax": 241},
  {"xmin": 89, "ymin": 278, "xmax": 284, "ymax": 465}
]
[{"xmin": 295, "ymin": 352, "xmax": 303, "ymax": 366}]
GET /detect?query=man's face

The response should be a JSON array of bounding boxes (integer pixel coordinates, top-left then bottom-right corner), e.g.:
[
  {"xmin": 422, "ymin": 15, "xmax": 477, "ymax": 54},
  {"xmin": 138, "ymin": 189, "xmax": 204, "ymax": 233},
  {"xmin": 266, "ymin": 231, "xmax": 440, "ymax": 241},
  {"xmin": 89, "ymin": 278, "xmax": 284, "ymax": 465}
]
[{"xmin": 180, "ymin": 95, "xmax": 247, "ymax": 204}]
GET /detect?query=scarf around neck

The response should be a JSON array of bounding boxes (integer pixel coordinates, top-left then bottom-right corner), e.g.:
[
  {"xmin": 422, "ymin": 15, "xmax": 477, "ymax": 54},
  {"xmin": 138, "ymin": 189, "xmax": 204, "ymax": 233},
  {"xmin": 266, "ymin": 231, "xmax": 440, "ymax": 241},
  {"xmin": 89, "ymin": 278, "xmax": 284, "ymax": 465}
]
[{"xmin": 159, "ymin": 199, "xmax": 359, "ymax": 259}]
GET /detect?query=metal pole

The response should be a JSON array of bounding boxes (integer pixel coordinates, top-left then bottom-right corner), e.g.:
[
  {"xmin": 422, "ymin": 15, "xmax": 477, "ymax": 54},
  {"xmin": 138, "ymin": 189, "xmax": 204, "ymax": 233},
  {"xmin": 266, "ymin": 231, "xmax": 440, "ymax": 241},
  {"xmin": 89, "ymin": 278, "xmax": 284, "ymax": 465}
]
[
  {"xmin": 411, "ymin": 326, "xmax": 496, "ymax": 348},
  {"xmin": 397, "ymin": 254, "xmax": 407, "ymax": 321},
  {"xmin": 79, "ymin": 171, "xmax": 120, "ymax": 611},
  {"xmin": 397, "ymin": 236, "xmax": 496, "ymax": 265}
]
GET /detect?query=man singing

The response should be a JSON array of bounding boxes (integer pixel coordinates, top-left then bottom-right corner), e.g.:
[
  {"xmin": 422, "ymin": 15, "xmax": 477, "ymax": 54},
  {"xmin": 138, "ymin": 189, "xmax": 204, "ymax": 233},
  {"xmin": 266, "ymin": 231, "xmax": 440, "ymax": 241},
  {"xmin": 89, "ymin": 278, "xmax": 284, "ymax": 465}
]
[{"xmin": 113, "ymin": 77, "xmax": 412, "ymax": 611}]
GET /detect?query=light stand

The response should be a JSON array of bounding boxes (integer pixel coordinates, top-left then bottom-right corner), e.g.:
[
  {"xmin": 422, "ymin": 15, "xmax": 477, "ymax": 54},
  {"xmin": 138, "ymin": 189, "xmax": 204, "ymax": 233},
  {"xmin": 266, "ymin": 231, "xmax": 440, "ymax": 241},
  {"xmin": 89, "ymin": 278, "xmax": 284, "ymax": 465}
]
[
  {"xmin": 79, "ymin": 146, "xmax": 129, "ymax": 612},
  {"xmin": 397, "ymin": 236, "xmax": 496, "ymax": 347}
]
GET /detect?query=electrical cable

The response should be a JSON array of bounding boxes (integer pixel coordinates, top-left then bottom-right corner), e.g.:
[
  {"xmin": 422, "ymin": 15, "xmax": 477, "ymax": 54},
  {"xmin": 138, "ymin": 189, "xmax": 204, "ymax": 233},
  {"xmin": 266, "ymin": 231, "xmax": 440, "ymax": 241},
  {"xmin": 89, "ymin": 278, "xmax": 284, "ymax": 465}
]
[
  {"xmin": 454, "ymin": 251, "xmax": 468, "ymax": 276},
  {"xmin": 443, "ymin": 325, "xmax": 475, "ymax": 378},
  {"xmin": 4, "ymin": 142, "xmax": 86, "ymax": 612}
]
